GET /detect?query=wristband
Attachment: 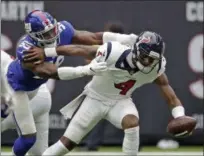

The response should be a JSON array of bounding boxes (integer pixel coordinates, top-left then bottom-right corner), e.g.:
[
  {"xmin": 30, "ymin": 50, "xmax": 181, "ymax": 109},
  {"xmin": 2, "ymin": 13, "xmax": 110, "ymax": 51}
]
[
  {"xmin": 44, "ymin": 47, "xmax": 58, "ymax": 57},
  {"xmin": 172, "ymin": 106, "xmax": 185, "ymax": 118}
]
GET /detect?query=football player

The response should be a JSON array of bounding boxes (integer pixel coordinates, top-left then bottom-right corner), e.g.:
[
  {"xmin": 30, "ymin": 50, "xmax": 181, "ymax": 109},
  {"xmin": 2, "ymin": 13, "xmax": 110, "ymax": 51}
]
[
  {"xmin": 1, "ymin": 50, "xmax": 52, "ymax": 156},
  {"xmin": 28, "ymin": 31, "xmax": 194, "ymax": 156},
  {"xmin": 1, "ymin": 10, "xmax": 107, "ymax": 156}
]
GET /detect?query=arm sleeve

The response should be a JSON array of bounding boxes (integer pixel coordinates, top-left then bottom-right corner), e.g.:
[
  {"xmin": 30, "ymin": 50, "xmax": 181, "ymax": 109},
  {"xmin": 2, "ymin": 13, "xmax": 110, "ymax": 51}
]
[
  {"xmin": 57, "ymin": 66, "xmax": 85, "ymax": 80},
  {"xmin": 103, "ymin": 32, "xmax": 138, "ymax": 47}
]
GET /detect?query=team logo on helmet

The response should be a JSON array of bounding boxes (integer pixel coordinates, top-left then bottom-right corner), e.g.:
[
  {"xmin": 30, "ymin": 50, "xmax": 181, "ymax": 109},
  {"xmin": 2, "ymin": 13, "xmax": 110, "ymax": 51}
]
[
  {"xmin": 139, "ymin": 36, "xmax": 151, "ymax": 44},
  {"xmin": 24, "ymin": 23, "xmax": 32, "ymax": 32}
]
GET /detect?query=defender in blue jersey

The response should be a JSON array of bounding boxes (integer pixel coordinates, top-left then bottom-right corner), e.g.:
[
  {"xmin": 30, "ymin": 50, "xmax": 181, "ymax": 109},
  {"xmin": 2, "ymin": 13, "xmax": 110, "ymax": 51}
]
[{"xmin": 2, "ymin": 10, "xmax": 107, "ymax": 156}]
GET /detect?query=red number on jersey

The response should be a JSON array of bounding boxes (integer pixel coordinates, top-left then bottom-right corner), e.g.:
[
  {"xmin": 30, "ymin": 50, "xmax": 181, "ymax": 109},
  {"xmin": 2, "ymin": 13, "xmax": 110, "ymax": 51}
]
[{"xmin": 114, "ymin": 80, "xmax": 136, "ymax": 95}]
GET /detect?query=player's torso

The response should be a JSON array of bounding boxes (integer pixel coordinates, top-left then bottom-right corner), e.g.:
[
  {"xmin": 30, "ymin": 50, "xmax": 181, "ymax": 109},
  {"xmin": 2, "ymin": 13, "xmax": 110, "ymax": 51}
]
[
  {"xmin": 87, "ymin": 42, "xmax": 164, "ymax": 100},
  {"xmin": 7, "ymin": 21, "xmax": 73, "ymax": 91}
]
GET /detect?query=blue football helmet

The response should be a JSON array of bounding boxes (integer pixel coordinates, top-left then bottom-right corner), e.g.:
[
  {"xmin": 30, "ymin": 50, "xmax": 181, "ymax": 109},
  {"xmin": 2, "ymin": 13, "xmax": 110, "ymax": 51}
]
[
  {"xmin": 24, "ymin": 10, "xmax": 59, "ymax": 45},
  {"xmin": 132, "ymin": 31, "xmax": 165, "ymax": 74}
]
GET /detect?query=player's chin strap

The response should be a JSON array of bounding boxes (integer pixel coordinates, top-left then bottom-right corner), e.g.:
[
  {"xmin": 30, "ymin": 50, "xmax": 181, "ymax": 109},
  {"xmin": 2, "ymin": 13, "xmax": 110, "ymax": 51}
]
[
  {"xmin": 157, "ymin": 56, "xmax": 162, "ymax": 74},
  {"xmin": 157, "ymin": 42, "xmax": 165, "ymax": 73}
]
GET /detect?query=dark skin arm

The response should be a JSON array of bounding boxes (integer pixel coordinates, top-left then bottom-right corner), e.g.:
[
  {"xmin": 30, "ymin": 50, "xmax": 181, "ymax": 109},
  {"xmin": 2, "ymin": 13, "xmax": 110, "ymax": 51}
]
[
  {"xmin": 71, "ymin": 30, "xmax": 103, "ymax": 45},
  {"xmin": 56, "ymin": 44, "xmax": 99, "ymax": 59},
  {"xmin": 23, "ymin": 45, "xmax": 99, "ymax": 64},
  {"xmin": 154, "ymin": 73, "xmax": 182, "ymax": 109},
  {"xmin": 22, "ymin": 62, "xmax": 60, "ymax": 79},
  {"xmin": 22, "ymin": 30, "xmax": 104, "ymax": 63}
]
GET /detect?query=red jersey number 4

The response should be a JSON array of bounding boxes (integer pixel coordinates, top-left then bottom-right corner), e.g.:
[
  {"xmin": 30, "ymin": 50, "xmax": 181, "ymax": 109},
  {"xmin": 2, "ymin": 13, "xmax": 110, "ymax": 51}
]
[{"xmin": 114, "ymin": 80, "xmax": 136, "ymax": 95}]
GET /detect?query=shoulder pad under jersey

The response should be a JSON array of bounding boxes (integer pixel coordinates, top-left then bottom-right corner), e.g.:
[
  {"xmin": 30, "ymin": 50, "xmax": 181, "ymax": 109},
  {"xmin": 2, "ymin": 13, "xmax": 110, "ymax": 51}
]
[
  {"xmin": 157, "ymin": 56, "xmax": 167, "ymax": 76},
  {"xmin": 16, "ymin": 36, "xmax": 35, "ymax": 61},
  {"xmin": 58, "ymin": 21, "xmax": 75, "ymax": 44},
  {"xmin": 96, "ymin": 41, "xmax": 130, "ymax": 65}
]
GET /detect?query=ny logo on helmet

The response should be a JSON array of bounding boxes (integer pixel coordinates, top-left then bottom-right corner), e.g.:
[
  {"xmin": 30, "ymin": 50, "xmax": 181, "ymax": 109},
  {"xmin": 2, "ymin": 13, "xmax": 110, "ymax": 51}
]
[
  {"xmin": 24, "ymin": 23, "xmax": 31, "ymax": 32},
  {"xmin": 42, "ymin": 19, "xmax": 51, "ymax": 27}
]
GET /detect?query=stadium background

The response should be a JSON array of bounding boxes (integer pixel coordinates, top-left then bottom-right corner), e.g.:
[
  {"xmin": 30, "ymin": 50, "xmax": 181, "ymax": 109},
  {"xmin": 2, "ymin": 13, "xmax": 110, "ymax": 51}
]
[{"xmin": 1, "ymin": 0, "xmax": 203, "ymax": 152}]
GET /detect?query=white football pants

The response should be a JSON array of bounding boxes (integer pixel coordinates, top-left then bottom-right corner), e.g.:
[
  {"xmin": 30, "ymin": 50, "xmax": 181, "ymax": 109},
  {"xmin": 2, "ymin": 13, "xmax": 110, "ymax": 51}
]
[{"xmin": 63, "ymin": 95, "xmax": 139, "ymax": 144}]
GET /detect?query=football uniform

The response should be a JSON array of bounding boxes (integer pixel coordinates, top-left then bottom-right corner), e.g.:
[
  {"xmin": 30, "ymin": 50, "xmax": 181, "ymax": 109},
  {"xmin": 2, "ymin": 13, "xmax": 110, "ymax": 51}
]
[
  {"xmin": 1, "ymin": 50, "xmax": 51, "ymax": 155},
  {"xmin": 7, "ymin": 20, "xmax": 74, "ymax": 91},
  {"xmin": 1, "ymin": 20, "xmax": 75, "ymax": 155},
  {"xmin": 60, "ymin": 41, "xmax": 166, "ymax": 144}
]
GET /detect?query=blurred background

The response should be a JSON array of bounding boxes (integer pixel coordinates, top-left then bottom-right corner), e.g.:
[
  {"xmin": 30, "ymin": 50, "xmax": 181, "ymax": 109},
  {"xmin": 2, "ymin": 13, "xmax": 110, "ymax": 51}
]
[{"xmin": 1, "ymin": 0, "xmax": 203, "ymax": 154}]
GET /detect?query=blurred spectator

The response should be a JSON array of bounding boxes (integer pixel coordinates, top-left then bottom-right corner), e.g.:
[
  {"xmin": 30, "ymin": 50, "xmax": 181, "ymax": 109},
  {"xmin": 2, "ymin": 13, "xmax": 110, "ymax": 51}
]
[
  {"xmin": 104, "ymin": 20, "xmax": 125, "ymax": 33},
  {"xmin": 83, "ymin": 21, "xmax": 125, "ymax": 151}
]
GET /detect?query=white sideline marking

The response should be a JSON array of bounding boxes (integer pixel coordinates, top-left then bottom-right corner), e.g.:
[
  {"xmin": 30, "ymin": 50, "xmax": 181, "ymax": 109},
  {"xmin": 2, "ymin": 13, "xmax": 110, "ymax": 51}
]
[{"xmin": 1, "ymin": 151, "xmax": 203, "ymax": 156}]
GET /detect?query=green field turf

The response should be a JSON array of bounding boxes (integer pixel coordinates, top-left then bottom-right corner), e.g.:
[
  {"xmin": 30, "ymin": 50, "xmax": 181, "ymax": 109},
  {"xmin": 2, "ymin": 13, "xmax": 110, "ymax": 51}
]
[{"xmin": 1, "ymin": 146, "xmax": 203, "ymax": 152}]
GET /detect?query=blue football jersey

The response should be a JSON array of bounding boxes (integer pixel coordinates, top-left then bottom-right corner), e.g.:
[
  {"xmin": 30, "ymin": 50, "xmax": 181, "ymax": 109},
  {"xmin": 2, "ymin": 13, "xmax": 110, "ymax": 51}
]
[{"xmin": 7, "ymin": 21, "xmax": 75, "ymax": 91}]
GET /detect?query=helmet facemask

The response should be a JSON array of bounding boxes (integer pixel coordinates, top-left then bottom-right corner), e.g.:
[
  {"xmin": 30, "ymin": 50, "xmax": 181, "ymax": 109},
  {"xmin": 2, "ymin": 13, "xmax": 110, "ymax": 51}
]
[{"xmin": 132, "ymin": 43, "xmax": 162, "ymax": 74}]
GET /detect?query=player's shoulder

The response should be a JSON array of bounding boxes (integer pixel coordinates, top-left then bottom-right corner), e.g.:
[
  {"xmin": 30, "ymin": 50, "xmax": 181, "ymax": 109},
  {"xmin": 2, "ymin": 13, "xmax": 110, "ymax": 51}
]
[
  {"xmin": 58, "ymin": 21, "xmax": 75, "ymax": 44},
  {"xmin": 97, "ymin": 41, "xmax": 130, "ymax": 63},
  {"xmin": 58, "ymin": 20, "xmax": 73, "ymax": 28},
  {"xmin": 16, "ymin": 35, "xmax": 35, "ymax": 60},
  {"xmin": 17, "ymin": 35, "xmax": 35, "ymax": 50},
  {"xmin": 156, "ymin": 56, "xmax": 167, "ymax": 76},
  {"xmin": 58, "ymin": 21, "xmax": 75, "ymax": 33},
  {"xmin": 161, "ymin": 56, "xmax": 167, "ymax": 68}
]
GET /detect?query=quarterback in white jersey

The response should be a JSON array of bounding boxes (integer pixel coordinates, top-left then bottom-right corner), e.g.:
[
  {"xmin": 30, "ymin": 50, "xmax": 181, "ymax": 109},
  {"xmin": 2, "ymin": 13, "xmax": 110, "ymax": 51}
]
[{"xmin": 41, "ymin": 31, "xmax": 194, "ymax": 156}]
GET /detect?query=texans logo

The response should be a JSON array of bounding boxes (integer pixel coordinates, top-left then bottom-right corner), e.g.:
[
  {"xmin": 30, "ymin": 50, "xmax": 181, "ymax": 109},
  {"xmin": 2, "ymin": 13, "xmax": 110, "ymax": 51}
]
[
  {"xmin": 97, "ymin": 51, "xmax": 105, "ymax": 57},
  {"xmin": 140, "ymin": 36, "xmax": 151, "ymax": 43}
]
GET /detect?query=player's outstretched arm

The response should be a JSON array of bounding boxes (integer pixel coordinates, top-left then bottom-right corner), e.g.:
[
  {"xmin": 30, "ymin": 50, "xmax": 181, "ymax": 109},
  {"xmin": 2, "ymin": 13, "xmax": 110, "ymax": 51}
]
[
  {"xmin": 154, "ymin": 73, "xmax": 184, "ymax": 117},
  {"xmin": 72, "ymin": 30, "xmax": 103, "ymax": 45},
  {"xmin": 23, "ymin": 45, "xmax": 99, "ymax": 64},
  {"xmin": 72, "ymin": 30, "xmax": 138, "ymax": 46},
  {"xmin": 22, "ymin": 59, "xmax": 107, "ymax": 80},
  {"xmin": 22, "ymin": 31, "xmax": 137, "ymax": 63},
  {"xmin": 154, "ymin": 73, "xmax": 196, "ymax": 137}
]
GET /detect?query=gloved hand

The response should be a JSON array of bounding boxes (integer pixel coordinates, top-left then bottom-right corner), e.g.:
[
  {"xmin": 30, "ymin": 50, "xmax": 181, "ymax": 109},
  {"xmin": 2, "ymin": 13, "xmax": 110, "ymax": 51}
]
[{"xmin": 82, "ymin": 57, "xmax": 107, "ymax": 76}]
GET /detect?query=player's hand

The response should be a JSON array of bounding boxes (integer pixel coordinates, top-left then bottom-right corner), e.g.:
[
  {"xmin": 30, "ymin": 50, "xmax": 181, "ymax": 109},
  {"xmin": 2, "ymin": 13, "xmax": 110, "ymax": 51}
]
[
  {"xmin": 23, "ymin": 47, "xmax": 45, "ymax": 65},
  {"xmin": 83, "ymin": 57, "xmax": 107, "ymax": 75}
]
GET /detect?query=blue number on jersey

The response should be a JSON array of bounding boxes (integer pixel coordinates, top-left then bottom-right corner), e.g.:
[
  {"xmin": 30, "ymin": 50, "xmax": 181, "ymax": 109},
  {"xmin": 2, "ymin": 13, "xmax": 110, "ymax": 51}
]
[{"xmin": 7, "ymin": 21, "xmax": 75, "ymax": 91}]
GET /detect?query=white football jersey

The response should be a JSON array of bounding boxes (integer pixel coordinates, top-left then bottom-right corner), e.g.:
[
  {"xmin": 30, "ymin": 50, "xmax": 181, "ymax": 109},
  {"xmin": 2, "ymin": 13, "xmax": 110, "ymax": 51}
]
[
  {"xmin": 1, "ymin": 50, "xmax": 13, "ymax": 70},
  {"xmin": 85, "ymin": 41, "xmax": 166, "ymax": 100}
]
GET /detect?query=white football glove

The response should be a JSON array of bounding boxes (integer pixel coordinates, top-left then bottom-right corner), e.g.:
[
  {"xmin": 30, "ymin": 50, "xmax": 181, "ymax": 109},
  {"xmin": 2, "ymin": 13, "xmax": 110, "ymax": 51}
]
[{"xmin": 82, "ymin": 57, "xmax": 107, "ymax": 76}]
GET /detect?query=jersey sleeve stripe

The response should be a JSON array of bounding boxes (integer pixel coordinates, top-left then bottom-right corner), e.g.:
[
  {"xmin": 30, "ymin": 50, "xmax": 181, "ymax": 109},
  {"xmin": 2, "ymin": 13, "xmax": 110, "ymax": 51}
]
[{"xmin": 105, "ymin": 42, "xmax": 112, "ymax": 61}]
